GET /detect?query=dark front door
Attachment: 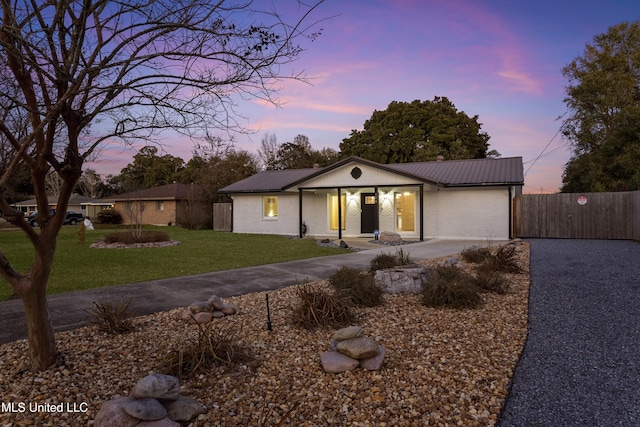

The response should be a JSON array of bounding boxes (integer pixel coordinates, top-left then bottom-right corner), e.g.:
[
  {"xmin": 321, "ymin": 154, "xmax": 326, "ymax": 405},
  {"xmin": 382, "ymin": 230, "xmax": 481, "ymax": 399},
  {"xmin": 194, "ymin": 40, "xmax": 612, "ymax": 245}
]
[{"xmin": 361, "ymin": 193, "xmax": 378, "ymax": 233}]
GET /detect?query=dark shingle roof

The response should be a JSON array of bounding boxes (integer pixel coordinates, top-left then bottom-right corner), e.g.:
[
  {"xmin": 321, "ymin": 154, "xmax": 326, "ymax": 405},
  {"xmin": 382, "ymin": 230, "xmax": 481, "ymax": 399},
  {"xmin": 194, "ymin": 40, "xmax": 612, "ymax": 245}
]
[
  {"xmin": 220, "ymin": 157, "xmax": 524, "ymax": 193},
  {"xmin": 114, "ymin": 183, "xmax": 193, "ymax": 200}
]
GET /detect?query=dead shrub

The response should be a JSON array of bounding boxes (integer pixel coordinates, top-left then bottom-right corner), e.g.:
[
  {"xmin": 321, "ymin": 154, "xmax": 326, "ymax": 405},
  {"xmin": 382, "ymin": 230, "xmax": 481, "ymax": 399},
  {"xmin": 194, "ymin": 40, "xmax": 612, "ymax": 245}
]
[
  {"xmin": 103, "ymin": 230, "xmax": 170, "ymax": 244},
  {"xmin": 473, "ymin": 270, "xmax": 510, "ymax": 295},
  {"xmin": 84, "ymin": 297, "xmax": 136, "ymax": 334},
  {"xmin": 477, "ymin": 244, "xmax": 523, "ymax": 274},
  {"xmin": 421, "ymin": 266, "xmax": 483, "ymax": 309},
  {"xmin": 163, "ymin": 321, "xmax": 254, "ymax": 378},
  {"xmin": 460, "ymin": 246, "xmax": 492, "ymax": 263},
  {"xmin": 291, "ymin": 284, "xmax": 354, "ymax": 329}
]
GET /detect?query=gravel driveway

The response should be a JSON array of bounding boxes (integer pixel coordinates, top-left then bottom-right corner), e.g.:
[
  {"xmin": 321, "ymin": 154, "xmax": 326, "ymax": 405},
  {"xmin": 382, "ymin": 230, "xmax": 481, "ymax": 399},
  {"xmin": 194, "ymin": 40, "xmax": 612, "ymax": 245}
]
[{"xmin": 499, "ymin": 239, "xmax": 640, "ymax": 427}]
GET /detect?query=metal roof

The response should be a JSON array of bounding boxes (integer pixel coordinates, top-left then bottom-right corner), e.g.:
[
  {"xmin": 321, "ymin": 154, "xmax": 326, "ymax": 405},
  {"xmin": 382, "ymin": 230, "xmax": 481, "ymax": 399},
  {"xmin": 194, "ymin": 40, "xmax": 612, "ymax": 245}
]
[
  {"xmin": 220, "ymin": 156, "xmax": 524, "ymax": 193},
  {"xmin": 114, "ymin": 183, "xmax": 193, "ymax": 200}
]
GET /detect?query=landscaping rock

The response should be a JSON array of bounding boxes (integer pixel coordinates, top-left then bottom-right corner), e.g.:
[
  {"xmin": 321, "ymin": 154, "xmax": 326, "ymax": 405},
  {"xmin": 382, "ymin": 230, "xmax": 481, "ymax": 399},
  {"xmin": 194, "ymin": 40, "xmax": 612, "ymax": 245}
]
[
  {"xmin": 131, "ymin": 374, "xmax": 180, "ymax": 400},
  {"xmin": 207, "ymin": 295, "xmax": 225, "ymax": 311},
  {"xmin": 360, "ymin": 345, "xmax": 386, "ymax": 371},
  {"xmin": 331, "ymin": 326, "xmax": 364, "ymax": 342},
  {"xmin": 380, "ymin": 231, "xmax": 402, "ymax": 243},
  {"xmin": 188, "ymin": 301, "xmax": 210, "ymax": 314},
  {"xmin": 374, "ymin": 265, "xmax": 428, "ymax": 294},
  {"xmin": 193, "ymin": 312, "xmax": 212, "ymax": 324},
  {"xmin": 336, "ymin": 336, "xmax": 380, "ymax": 360},
  {"xmin": 212, "ymin": 310, "xmax": 226, "ymax": 318},
  {"xmin": 94, "ymin": 397, "xmax": 139, "ymax": 427},
  {"xmin": 220, "ymin": 303, "xmax": 237, "ymax": 315},
  {"xmin": 164, "ymin": 396, "xmax": 207, "ymax": 421},
  {"xmin": 320, "ymin": 351, "xmax": 360, "ymax": 373},
  {"xmin": 339, "ymin": 240, "xmax": 349, "ymax": 248},
  {"xmin": 123, "ymin": 398, "xmax": 167, "ymax": 421}
]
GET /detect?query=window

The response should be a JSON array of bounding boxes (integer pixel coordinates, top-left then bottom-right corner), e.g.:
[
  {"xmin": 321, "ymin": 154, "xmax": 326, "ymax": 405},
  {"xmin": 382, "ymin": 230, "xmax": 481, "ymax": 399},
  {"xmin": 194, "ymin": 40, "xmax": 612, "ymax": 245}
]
[
  {"xmin": 263, "ymin": 196, "xmax": 278, "ymax": 218},
  {"xmin": 395, "ymin": 192, "xmax": 415, "ymax": 232},
  {"xmin": 329, "ymin": 194, "xmax": 346, "ymax": 230},
  {"xmin": 155, "ymin": 201, "xmax": 164, "ymax": 211}
]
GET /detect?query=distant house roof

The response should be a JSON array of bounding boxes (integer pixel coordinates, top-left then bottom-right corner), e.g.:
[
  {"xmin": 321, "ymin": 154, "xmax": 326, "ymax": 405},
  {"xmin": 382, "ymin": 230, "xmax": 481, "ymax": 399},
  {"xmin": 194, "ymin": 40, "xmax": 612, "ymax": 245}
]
[
  {"xmin": 13, "ymin": 193, "xmax": 103, "ymax": 207},
  {"xmin": 113, "ymin": 183, "xmax": 193, "ymax": 201},
  {"xmin": 220, "ymin": 156, "xmax": 524, "ymax": 193}
]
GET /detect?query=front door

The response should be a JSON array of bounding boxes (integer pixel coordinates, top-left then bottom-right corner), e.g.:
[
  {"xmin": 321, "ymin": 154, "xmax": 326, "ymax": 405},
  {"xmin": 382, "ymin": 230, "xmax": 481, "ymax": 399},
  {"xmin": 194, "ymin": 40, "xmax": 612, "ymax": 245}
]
[{"xmin": 361, "ymin": 193, "xmax": 378, "ymax": 233}]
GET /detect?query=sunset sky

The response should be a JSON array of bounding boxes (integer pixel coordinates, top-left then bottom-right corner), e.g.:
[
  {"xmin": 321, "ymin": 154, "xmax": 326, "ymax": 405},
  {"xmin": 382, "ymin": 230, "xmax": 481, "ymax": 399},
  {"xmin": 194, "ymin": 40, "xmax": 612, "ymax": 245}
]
[{"xmin": 86, "ymin": 0, "xmax": 640, "ymax": 194}]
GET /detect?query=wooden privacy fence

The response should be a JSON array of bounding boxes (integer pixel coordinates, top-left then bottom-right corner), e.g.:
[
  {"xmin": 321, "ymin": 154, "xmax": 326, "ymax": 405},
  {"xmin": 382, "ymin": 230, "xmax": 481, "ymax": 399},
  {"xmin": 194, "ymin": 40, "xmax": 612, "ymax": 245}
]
[
  {"xmin": 212, "ymin": 203, "xmax": 232, "ymax": 231},
  {"xmin": 514, "ymin": 191, "xmax": 640, "ymax": 240}
]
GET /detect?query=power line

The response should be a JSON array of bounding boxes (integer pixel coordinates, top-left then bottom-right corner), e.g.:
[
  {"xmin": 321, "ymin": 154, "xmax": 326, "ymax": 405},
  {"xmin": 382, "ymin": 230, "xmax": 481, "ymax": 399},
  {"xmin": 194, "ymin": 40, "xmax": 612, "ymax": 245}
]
[{"xmin": 524, "ymin": 112, "xmax": 568, "ymax": 177}]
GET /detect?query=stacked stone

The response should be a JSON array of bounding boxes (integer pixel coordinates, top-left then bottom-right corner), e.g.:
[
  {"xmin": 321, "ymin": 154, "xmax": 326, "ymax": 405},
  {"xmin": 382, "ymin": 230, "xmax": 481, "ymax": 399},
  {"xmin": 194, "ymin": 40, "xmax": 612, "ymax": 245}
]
[
  {"xmin": 94, "ymin": 374, "xmax": 206, "ymax": 426},
  {"xmin": 320, "ymin": 326, "xmax": 386, "ymax": 373},
  {"xmin": 182, "ymin": 294, "xmax": 237, "ymax": 324}
]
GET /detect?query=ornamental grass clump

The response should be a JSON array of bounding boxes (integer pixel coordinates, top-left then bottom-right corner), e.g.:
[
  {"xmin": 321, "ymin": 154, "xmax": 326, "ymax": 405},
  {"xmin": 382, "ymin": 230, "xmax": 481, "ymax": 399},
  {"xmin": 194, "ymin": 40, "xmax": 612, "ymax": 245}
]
[
  {"xmin": 84, "ymin": 297, "xmax": 136, "ymax": 334},
  {"xmin": 329, "ymin": 266, "xmax": 383, "ymax": 307},
  {"xmin": 477, "ymin": 244, "xmax": 523, "ymax": 274},
  {"xmin": 163, "ymin": 321, "xmax": 254, "ymax": 378},
  {"xmin": 421, "ymin": 266, "xmax": 483, "ymax": 309},
  {"xmin": 460, "ymin": 245, "xmax": 492, "ymax": 264},
  {"xmin": 291, "ymin": 283, "xmax": 354, "ymax": 329},
  {"xmin": 473, "ymin": 269, "xmax": 510, "ymax": 295},
  {"xmin": 369, "ymin": 253, "xmax": 399, "ymax": 273}
]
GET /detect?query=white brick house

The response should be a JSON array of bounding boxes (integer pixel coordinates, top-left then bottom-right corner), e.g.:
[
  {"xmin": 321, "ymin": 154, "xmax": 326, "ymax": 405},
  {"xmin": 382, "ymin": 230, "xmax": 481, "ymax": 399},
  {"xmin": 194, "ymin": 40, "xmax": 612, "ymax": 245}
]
[{"xmin": 220, "ymin": 156, "xmax": 524, "ymax": 240}]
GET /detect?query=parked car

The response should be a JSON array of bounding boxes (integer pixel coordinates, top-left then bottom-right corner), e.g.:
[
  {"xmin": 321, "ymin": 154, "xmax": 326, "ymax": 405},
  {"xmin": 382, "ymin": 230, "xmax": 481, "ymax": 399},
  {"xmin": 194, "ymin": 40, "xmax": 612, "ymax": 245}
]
[{"xmin": 26, "ymin": 210, "xmax": 84, "ymax": 226}]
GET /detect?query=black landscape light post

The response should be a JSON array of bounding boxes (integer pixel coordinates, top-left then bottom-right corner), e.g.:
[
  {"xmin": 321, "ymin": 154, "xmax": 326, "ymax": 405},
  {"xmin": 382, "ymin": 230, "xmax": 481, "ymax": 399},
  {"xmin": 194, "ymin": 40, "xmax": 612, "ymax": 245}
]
[{"xmin": 266, "ymin": 293, "xmax": 273, "ymax": 331}]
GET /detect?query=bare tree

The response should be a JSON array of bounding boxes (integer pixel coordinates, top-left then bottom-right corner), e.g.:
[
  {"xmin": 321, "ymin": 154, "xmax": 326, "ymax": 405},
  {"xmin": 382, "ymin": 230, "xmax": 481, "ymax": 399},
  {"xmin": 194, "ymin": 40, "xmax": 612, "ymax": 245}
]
[
  {"xmin": 0, "ymin": 0, "xmax": 325, "ymax": 370},
  {"xmin": 78, "ymin": 169, "xmax": 103, "ymax": 199},
  {"xmin": 258, "ymin": 132, "xmax": 280, "ymax": 170}
]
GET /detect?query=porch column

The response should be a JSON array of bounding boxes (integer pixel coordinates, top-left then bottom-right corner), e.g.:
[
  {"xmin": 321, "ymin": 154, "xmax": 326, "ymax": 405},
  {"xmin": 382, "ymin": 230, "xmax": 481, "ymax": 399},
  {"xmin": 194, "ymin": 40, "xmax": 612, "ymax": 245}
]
[
  {"xmin": 374, "ymin": 186, "xmax": 379, "ymax": 232},
  {"xmin": 298, "ymin": 188, "xmax": 303, "ymax": 238},
  {"xmin": 419, "ymin": 184, "xmax": 424, "ymax": 241},
  {"xmin": 337, "ymin": 187, "xmax": 343, "ymax": 240}
]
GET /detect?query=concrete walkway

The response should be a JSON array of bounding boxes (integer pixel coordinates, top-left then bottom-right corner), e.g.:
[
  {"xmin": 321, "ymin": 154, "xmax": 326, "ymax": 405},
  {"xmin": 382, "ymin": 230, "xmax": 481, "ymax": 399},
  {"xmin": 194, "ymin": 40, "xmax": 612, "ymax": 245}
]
[{"xmin": 0, "ymin": 238, "xmax": 486, "ymax": 345}]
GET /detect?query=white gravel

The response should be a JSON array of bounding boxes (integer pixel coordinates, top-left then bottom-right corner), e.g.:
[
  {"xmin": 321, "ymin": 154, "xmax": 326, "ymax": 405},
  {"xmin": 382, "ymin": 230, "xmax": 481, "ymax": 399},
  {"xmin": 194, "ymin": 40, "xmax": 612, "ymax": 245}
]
[{"xmin": 0, "ymin": 244, "xmax": 530, "ymax": 426}]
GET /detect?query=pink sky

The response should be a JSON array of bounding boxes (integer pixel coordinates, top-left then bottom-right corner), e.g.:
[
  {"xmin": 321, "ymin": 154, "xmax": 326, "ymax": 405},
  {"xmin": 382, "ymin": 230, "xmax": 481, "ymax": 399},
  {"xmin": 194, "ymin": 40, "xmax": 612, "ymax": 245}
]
[{"xmin": 86, "ymin": 0, "xmax": 640, "ymax": 194}]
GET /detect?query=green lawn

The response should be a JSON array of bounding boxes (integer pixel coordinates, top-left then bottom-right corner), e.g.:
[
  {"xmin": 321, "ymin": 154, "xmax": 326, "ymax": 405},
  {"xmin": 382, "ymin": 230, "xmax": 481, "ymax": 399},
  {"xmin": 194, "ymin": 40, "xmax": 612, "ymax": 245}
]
[{"xmin": 0, "ymin": 226, "xmax": 350, "ymax": 301}]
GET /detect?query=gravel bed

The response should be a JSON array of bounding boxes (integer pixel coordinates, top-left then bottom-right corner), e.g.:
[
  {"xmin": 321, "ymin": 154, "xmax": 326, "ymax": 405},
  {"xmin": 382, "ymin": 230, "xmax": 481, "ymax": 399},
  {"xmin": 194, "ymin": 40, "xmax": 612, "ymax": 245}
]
[
  {"xmin": 0, "ymin": 245, "xmax": 530, "ymax": 426},
  {"xmin": 498, "ymin": 239, "xmax": 640, "ymax": 427}
]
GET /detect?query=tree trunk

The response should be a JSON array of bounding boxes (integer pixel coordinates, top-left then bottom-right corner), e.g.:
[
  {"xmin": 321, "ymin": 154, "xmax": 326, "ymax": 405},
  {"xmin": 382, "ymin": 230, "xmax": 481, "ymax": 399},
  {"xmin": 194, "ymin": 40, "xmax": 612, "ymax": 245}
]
[{"xmin": 22, "ymin": 277, "xmax": 58, "ymax": 370}]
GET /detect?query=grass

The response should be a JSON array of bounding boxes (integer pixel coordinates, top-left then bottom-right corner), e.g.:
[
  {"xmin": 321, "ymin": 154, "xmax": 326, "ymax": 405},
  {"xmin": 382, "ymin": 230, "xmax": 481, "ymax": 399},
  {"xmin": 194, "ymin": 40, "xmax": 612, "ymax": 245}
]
[{"xmin": 0, "ymin": 226, "xmax": 351, "ymax": 301}]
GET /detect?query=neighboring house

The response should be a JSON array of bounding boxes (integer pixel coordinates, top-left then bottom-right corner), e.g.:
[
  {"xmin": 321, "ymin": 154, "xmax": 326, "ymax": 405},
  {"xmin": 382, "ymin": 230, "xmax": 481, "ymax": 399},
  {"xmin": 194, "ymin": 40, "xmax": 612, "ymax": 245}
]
[
  {"xmin": 113, "ymin": 183, "xmax": 196, "ymax": 226},
  {"xmin": 220, "ymin": 156, "xmax": 524, "ymax": 240},
  {"xmin": 12, "ymin": 194, "xmax": 108, "ymax": 217}
]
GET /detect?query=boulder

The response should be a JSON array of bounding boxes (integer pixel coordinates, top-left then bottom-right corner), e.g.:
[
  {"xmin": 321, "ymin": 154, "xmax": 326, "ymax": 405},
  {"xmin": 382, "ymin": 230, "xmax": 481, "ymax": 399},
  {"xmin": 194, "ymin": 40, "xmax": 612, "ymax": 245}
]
[
  {"xmin": 220, "ymin": 303, "xmax": 236, "ymax": 315},
  {"xmin": 320, "ymin": 351, "xmax": 359, "ymax": 373},
  {"xmin": 123, "ymin": 398, "xmax": 167, "ymax": 421},
  {"xmin": 94, "ymin": 397, "xmax": 140, "ymax": 427},
  {"xmin": 379, "ymin": 231, "xmax": 402, "ymax": 243},
  {"xmin": 336, "ymin": 337, "xmax": 380, "ymax": 360},
  {"xmin": 331, "ymin": 326, "xmax": 364, "ymax": 342},
  {"xmin": 212, "ymin": 311, "xmax": 226, "ymax": 318},
  {"xmin": 374, "ymin": 265, "xmax": 428, "ymax": 294},
  {"xmin": 164, "ymin": 396, "xmax": 207, "ymax": 421},
  {"xmin": 360, "ymin": 345, "xmax": 386, "ymax": 371},
  {"xmin": 132, "ymin": 374, "xmax": 180, "ymax": 400}
]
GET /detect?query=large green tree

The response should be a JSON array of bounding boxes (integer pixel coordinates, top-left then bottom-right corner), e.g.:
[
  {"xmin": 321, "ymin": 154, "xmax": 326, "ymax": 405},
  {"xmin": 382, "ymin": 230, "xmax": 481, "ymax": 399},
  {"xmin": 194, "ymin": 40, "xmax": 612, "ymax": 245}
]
[
  {"xmin": 0, "ymin": 0, "xmax": 324, "ymax": 371},
  {"xmin": 340, "ymin": 97, "xmax": 492, "ymax": 163},
  {"xmin": 561, "ymin": 21, "xmax": 640, "ymax": 192},
  {"xmin": 109, "ymin": 146, "xmax": 186, "ymax": 192}
]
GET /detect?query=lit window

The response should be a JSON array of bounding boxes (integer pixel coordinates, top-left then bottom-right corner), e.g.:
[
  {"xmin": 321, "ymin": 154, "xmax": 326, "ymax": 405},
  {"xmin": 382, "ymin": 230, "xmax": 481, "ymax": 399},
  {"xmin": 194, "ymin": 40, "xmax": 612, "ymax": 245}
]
[
  {"xmin": 263, "ymin": 196, "xmax": 278, "ymax": 218},
  {"xmin": 330, "ymin": 194, "xmax": 346, "ymax": 230},
  {"xmin": 155, "ymin": 201, "xmax": 164, "ymax": 211},
  {"xmin": 395, "ymin": 192, "xmax": 415, "ymax": 232}
]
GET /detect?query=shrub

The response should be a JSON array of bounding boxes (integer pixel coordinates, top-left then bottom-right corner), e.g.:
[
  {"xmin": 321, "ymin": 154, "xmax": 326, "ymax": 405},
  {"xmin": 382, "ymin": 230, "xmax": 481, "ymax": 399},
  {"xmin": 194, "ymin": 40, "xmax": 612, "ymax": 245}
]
[
  {"xmin": 84, "ymin": 297, "xmax": 136, "ymax": 334},
  {"xmin": 395, "ymin": 247, "xmax": 414, "ymax": 265},
  {"xmin": 369, "ymin": 253, "xmax": 399, "ymax": 273},
  {"xmin": 329, "ymin": 267, "xmax": 384, "ymax": 307},
  {"xmin": 291, "ymin": 284, "xmax": 354, "ymax": 329},
  {"xmin": 421, "ymin": 266, "xmax": 483, "ymax": 309},
  {"xmin": 477, "ymin": 244, "xmax": 523, "ymax": 274},
  {"xmin": 103, "ymin": 230, "xmax": 170, "ymax": 244},
  {"xmin": 473, "ymin": 270, "xmax": 510, "ymax": 294},
  {"xmin": 163, "ymin": 321, "xmax": 254, "ymax": 377},
  {"xmin": 461, "ymin": 246, "xmax": 492, "ymax": 264},
  {"xmin": 95, "ymin": 208, "xmax": 123, "ymax": 225}
]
